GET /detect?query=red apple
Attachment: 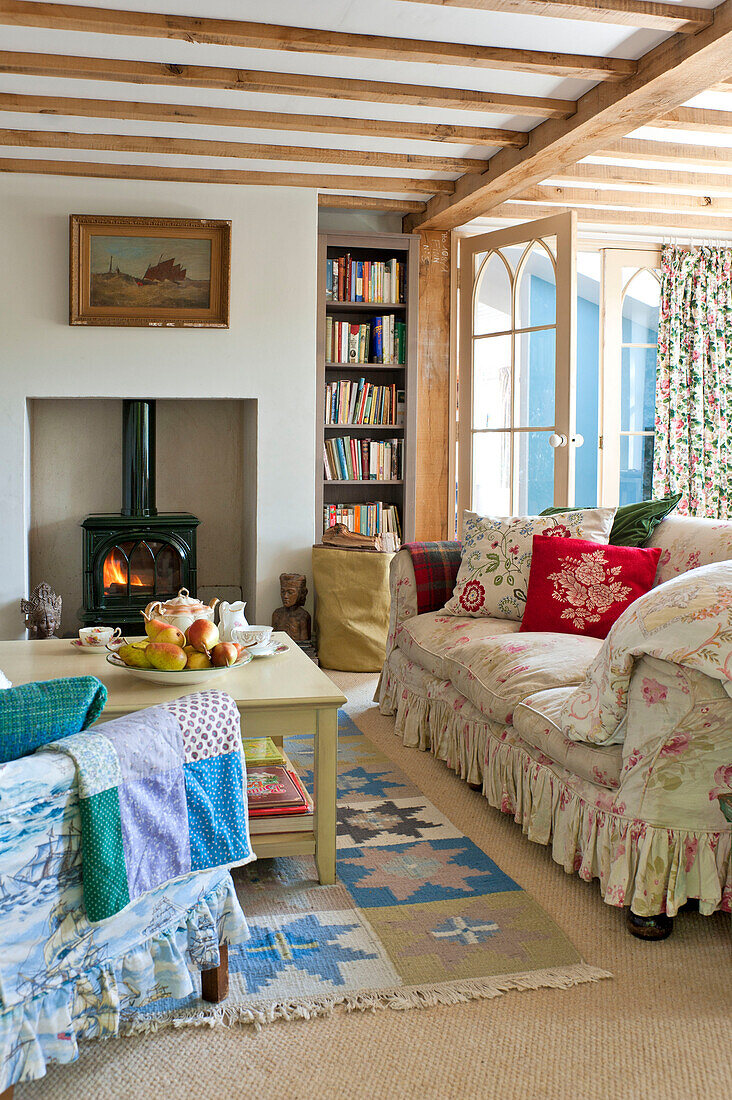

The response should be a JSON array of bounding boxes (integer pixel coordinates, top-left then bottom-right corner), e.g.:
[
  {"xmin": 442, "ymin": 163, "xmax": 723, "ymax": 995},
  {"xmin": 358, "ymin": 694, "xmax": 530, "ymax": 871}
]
[
  {"xmin": 186, "ymin": 618, "xmax": 219, "ymax": 654},
  {"xmin": 210, "ymin": 642, "xmax": 239, "ymax": 667}
]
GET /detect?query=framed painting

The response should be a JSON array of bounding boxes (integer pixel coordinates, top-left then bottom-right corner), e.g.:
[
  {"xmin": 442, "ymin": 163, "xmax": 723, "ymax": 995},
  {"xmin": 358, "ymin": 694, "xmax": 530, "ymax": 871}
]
[{"xmin": 69, "ymin": 215, "xmax": 231, "ymax": 328}]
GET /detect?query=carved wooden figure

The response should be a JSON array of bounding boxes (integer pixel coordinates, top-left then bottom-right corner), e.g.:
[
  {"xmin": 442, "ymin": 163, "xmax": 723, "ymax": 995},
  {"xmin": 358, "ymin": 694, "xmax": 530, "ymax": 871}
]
[
  {"xmin": 21, "ymin": 583, "xmax": 62, "ymax": 639},
  {"xmin": 271, "ymin": 573, "xmax": 311, "ymax": 643}
]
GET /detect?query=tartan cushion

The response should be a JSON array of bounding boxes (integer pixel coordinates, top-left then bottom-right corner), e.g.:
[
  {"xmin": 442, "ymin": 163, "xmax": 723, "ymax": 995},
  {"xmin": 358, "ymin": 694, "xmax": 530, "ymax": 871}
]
[{"xmin": 401, "ymin": 541, "xmax": 462, "ymax": 615}]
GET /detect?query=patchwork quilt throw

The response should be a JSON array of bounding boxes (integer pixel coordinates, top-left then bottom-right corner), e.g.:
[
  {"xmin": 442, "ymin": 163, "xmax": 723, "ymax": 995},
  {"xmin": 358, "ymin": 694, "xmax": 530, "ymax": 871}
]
[
  {"xmin": 48, "ymin": 690, "xmax": 254, "ymax": 921},
  {"xmin": 562, "ymin": 562, "xmax": 732, "ymax": 745}
]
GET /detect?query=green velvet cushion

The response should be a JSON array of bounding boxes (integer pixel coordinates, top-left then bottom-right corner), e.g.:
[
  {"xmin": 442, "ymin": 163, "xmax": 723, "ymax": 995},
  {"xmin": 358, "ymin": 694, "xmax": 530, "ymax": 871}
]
[{"xmin": 540, "ymin": 494, "xmax": 682, "ymax": 547}]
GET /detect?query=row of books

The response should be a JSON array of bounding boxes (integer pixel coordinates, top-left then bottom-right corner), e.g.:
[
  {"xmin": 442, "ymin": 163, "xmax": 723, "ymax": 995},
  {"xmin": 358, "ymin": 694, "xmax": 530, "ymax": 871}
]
[
  {"xmin": 326, "ymin": 317, "xmax": 406, "ymax": 365},
  {"xmin": 244, "ymin": 738, "xmax": 314, "ymax": 835},
  {"xmin": 324, "ymin": 505, "xmax": 401, "ymax": 551},
  {"xmin": 324, "ymin": 437, "xmax": 403, "ymax": 482},
  {"xmin": 325, "ymin": 379, "xmax": 405, "ymax": 426},
  {"xmin": 326, "ymin": 254, "xmax": 405, "ymax": 304}
]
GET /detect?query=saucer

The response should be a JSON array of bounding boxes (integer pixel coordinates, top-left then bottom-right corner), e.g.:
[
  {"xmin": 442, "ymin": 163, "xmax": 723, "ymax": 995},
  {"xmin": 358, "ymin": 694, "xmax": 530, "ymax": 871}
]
[
  {"xmin": 70, "ymin": 639, "xmax": 124, "ymax": 653},
  {"xmin": 250, "ymin": 642, "xmax": 288, "ymax": 658}
]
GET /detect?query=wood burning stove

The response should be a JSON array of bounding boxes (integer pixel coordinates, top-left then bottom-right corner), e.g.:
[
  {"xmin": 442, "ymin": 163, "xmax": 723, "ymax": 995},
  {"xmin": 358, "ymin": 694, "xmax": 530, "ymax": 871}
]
[{"xmin": 79, "ymin": 400, "xmax": 200, "ymax": 631}]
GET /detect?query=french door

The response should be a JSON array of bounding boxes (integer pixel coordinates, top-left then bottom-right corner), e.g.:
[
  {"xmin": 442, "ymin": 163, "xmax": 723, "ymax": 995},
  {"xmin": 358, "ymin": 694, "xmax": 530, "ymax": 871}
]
[{"xmin": 457, "ymin": 213, "xmax": 578, "ymax": 528}]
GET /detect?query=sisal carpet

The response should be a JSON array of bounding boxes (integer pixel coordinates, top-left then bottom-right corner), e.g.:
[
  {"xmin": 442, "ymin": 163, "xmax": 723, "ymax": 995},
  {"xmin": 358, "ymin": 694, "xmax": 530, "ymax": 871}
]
[
  {"xmin": 18, "ymin": 672, "xmax": 732, "ymax": 1100},
  {"xmin": 124, "ymin": 712, "xmax": 607, "ymax": 1033}
]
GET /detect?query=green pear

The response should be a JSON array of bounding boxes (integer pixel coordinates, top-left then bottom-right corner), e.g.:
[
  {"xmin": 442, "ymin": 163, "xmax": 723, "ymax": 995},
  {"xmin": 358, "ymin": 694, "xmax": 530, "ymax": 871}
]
[
  {"xmin": 144, "ymin": 618, "xmax": 185, "ymax": 647},
  {"xmin": 146, "ymin": 642, "xmax": 187, "ymax": 671},
  {"xmin": 186, "ymin": 651, "xmax": 212, "ymax": 670},
  {"xmin": 118, "ymin": 642, "xmax": 152, "ymax": 669}
]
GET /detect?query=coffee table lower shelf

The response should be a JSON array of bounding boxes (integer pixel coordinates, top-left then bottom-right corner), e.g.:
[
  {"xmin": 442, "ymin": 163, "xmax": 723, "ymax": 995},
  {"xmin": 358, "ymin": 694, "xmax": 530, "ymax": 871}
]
[{"xmin": 251, "ymin": 832, "xmax": 316, "ymax": 859}]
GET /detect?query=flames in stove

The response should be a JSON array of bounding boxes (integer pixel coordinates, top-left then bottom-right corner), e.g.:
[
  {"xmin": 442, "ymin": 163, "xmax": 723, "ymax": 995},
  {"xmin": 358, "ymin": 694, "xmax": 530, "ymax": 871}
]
[{"xmin": 103, "ymin": 548, "xmax": 149, "ymax": 592}]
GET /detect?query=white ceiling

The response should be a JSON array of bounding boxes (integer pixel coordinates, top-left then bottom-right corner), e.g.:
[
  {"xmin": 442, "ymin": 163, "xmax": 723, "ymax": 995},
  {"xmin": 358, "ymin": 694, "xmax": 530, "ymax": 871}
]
[{"xmin": 0, "ymin": 0, "xmax": 730, "ymax": 217}]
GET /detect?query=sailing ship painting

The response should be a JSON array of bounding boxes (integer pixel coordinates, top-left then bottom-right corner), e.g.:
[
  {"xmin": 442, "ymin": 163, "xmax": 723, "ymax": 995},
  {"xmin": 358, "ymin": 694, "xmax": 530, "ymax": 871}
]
[{"xmin": 89, "ymin": 234, "xmax": 212, "ymax": 310}]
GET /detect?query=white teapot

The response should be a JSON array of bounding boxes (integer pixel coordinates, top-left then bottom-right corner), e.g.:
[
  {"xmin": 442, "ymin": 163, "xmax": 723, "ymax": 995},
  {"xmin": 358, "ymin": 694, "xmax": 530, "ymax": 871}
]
[
  {"xmin": 144, "ymin": 588, "xmax": 219, "ymax": 635},
  {"xmin": 218, "ymin": 601, "xmax": 249, "ymax": 642}
]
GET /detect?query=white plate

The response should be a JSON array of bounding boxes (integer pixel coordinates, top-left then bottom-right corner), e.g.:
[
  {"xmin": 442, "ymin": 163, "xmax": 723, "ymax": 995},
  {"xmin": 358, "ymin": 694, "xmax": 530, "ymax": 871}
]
[
  {"xmin": 106, "ymin": 650, "xmax": 253, "ymax": 685},
  {"xmin": 251, "ymin": 642, "xmax": 289, "ymax": 659}
]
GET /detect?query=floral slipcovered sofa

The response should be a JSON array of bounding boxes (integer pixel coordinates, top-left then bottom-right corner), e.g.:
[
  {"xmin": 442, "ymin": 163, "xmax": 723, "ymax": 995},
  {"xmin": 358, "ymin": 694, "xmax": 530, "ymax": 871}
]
[{"xmin": 378, "ymin": 516, "xmax": 732, "ymax": 932}]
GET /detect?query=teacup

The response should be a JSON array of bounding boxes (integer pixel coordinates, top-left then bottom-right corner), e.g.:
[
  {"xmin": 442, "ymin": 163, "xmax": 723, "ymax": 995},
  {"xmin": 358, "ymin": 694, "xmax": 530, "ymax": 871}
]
[
  {"xmin": 232, "ymin": 625, "xmax": 273, "ymax": 653},
  {"xmin": 79, "ymin": 626, "xmax": 121, "ymax": 648}
]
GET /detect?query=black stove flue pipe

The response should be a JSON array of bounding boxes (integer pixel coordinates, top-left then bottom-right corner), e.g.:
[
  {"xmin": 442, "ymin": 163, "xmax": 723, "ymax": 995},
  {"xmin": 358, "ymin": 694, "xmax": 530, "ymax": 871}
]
[{"xmin": 121, "ymin": 398, "xmax": 157, "ymax": 517}]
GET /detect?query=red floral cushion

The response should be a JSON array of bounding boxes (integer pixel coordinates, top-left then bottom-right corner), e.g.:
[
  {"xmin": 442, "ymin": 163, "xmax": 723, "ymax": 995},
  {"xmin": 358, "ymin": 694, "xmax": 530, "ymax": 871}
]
[{"xmin": 520, "ymin": 535, "xmax": 662, "ymax": 639}]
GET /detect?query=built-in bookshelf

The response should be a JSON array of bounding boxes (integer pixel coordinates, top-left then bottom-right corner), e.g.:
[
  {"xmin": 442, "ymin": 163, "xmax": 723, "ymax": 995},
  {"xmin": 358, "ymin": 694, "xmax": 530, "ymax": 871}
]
[{"xmin": 316, "ymin": 232, "xmax": 418, "ymax": 551}]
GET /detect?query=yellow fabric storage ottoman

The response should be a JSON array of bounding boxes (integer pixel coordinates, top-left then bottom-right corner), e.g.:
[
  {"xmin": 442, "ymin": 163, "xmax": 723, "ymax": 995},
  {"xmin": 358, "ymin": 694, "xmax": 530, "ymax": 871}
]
[{"xmin": 312, "ymin": 546, "xmax": 394, "ymax": 672}]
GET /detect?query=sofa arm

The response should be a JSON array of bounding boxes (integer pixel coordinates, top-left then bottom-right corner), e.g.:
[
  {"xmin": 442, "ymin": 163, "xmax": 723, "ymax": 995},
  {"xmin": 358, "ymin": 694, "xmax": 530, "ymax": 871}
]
[{"xmin": 384, "ymin": 541, "xmax": 462, "ymax": 660}]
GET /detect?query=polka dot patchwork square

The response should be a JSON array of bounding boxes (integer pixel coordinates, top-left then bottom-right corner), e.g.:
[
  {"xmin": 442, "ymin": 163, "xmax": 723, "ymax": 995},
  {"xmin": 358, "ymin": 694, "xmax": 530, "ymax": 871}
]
[{"xmin": 164, "ymin": 691, "xmax": 242, "ymax": 763}]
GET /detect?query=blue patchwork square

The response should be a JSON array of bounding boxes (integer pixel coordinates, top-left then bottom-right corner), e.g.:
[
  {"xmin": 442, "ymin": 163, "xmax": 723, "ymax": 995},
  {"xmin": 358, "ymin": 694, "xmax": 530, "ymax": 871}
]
[
  {"xmin": 101, "ymin": 707, "xmax": 184, "ymax": 781},
  {"xmin": 184, "ymin": 753, "xmax": 251, "ymax": 871}
]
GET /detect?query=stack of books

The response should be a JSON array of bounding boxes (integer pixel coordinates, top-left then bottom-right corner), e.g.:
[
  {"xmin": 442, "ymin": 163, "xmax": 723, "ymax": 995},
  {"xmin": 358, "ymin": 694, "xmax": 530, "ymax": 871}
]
[
  {"xmin": 326, "ymin": 255, "xmax": 405, "ymax": 303},
  {"xmin": 244, "ymin": 738, "xmax": 314, "ymax": 835},
  {"xmin": 324, "ymin": 437, "xmax": 403, "ymax": 481},
  {"xmin": 324, "ymin": 504, "xmax": 401, "ymax": 550},
  {"xmin": 326, "ymin": 317, "xmax": 406, "ymax": 364},
  {"xmin": 325, "ymin": 380, "xmax": 404, "ymax": 426}
]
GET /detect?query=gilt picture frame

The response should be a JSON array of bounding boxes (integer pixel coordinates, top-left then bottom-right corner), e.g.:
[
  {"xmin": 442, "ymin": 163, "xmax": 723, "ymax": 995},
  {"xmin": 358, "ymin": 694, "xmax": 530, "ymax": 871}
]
[{"xmin": 69, "ymin": 215, "xmax": 231, "ymax": 328}]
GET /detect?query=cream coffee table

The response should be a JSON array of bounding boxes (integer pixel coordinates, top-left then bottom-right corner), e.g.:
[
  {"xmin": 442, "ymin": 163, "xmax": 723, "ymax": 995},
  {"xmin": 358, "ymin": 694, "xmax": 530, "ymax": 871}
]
[{"xmin": 0, "ymin": 634, "xmax": 345, "ymax": 885}]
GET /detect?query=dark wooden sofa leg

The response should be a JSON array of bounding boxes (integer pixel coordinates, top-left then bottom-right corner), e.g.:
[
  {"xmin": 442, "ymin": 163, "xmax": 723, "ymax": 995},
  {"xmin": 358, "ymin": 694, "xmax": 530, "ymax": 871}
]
[
  {"xmin": 626, "ymin": 910, "xmax": 674, "ymax": 940},
  {"xmin": 201, "ymin": 944, "xmax": 229, "ymax": 1003}
]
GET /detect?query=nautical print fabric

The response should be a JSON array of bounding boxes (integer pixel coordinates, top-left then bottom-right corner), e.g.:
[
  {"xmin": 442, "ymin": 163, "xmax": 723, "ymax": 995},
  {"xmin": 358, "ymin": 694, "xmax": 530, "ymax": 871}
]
[
  {"xmin": 0, "ymin": 676, "xmax": 107, "ymax": 764},
  {"xmin": 47, "ymin": 690, "xmax": 253, "ymax": 921},
  {"xmin": 0, "ymin": 729, "xmax": 250, "ymax": 1091}
]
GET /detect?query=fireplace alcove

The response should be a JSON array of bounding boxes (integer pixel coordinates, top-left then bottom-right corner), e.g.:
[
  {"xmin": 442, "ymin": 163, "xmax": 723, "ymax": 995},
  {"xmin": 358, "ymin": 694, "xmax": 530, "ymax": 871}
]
[{"xmin": 28, "ymin": 397, "xmax": 257, "ymax": 638}]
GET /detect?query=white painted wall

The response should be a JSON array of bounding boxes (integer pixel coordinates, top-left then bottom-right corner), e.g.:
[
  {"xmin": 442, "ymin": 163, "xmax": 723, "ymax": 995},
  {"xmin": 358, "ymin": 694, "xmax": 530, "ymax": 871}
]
[{"xmin": 0, "ymin": 173, "xmax": 318, "ymax": 639}]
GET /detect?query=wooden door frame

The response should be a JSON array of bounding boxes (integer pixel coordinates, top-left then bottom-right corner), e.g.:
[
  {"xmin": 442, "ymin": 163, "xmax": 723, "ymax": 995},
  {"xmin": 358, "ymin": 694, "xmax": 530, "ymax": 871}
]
[
  {"xmin": 598, "ymin": 246, "xmax": 662, "ymax": 506},
  {"xmin": 456, "ymin": 212, "xmax": 577, "ymax": 532}
]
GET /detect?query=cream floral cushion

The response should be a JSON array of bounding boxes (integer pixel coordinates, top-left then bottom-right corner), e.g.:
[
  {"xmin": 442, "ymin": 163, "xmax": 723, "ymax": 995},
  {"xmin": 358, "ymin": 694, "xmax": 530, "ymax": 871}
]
[
  {"xmin": 444, "ymin": 508, "xmax": 616, "ymax": 622},
  {"xmin": 443, "ymin": 632, "xmax": 603, "ymax": 726},
  {"xmin": 396, "ymin": 612, "xmax": 520, "ymax": 680}
]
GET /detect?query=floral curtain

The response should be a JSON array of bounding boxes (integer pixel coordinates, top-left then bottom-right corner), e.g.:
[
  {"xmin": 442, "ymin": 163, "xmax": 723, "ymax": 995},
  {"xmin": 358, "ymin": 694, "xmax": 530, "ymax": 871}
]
[{"xmin": 653, "ymin": 245, "xmax": 732, "ymax": 519}]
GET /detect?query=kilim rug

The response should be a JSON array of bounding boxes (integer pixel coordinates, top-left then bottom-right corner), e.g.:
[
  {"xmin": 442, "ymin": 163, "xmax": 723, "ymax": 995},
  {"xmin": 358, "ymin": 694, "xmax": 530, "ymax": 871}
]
[{"xmin": 126, "ymin": 711, "xmax": 610, "ymax": 1031}]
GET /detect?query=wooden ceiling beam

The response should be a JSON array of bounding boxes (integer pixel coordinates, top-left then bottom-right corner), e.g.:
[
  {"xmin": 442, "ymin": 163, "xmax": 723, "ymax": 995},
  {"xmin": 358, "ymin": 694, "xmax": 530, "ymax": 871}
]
[
  {"xmin": 0, "ymin": 92, "xmax": 528, "ymax": 147},
  {"xmin": 396, "ymin": 0, "xmax": 711, "ymax": 32},
  {"xmin": 654, "ymin": 106, "xmax": 732, "ymax": 133},
  {"xmin": 0, "ymin": 126, "xmax": 485, "ymax": 173},
  {"xmin": 0, "ymin": 1, "xmax": 636, "ymax": 79},
  {"xmin": 318, "ymin": 194, "xmax": 426, "ymax": 212},
  {"xmin": 547, "ymin": 160, "xmax": 732, "ymax": 192},
  {"xmin": 489, "ymin": 200, "xmax": 732, "ymax": 230},
  {"xmin": 0, "ymin": 155, "xmax": 453, "ymax": 192},
  {"xmin": 595, "ymin": 136, "xmax": 732, "ymax": 167},
  {"xmin": 403, "ymin": 0, "xmax": 732, "ymax": 230},
  {"xmin": 520, "ymin": 182, "xmax": 732, "ymax": 212},
  {"xmin": 0, "ymin": 50, "xmax": 575, "ymax": 120}
]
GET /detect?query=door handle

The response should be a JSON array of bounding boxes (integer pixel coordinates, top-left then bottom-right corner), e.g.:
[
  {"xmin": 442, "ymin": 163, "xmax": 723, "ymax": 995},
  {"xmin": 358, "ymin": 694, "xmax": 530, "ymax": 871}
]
[{"xmin": 549, "ymin": 433, "xmax": 567, "ymax": 448}]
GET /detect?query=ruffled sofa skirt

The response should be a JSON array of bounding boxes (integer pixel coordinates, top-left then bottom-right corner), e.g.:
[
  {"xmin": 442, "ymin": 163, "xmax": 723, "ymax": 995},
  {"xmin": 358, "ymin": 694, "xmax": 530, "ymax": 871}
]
[{"xmin": 379, "ymin": 649, "xmax": 731, "ymax": 921}]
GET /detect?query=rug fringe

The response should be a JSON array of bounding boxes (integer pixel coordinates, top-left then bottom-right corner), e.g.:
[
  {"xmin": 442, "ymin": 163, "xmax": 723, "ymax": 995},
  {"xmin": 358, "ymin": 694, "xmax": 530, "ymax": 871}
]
[{"xmin": 121, "ymin": 962, "xmax": 611, "ymax": 1036}]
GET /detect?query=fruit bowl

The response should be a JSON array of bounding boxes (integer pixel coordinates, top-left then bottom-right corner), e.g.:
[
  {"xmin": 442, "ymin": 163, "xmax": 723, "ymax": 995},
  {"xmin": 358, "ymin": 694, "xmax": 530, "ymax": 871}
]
[{"xmin": 106, "ymin": 650, "xmax": 253, "ymax": 686}]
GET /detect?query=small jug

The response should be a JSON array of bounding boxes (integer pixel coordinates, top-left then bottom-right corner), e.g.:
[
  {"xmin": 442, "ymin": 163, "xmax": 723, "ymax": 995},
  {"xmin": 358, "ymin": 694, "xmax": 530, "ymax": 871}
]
[{"xmin": 218, "ymin": 600, "xmax": 248, "ymax": 642}]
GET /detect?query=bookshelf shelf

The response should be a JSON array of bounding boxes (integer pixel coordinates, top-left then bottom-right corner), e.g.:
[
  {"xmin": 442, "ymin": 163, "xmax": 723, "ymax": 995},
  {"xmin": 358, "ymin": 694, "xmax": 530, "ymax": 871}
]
[
  {"xmin": 326, "ymin": 301, "xmax": 407, "ymax": 312},
  {"xmin": 324, "ymin": 423, "xmax": 404, "ymax": 431},
  {"xmin": 317, "ymin": 232, "xmax": 418, "ymax": 549}
]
